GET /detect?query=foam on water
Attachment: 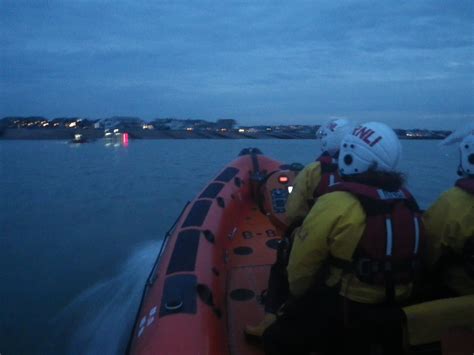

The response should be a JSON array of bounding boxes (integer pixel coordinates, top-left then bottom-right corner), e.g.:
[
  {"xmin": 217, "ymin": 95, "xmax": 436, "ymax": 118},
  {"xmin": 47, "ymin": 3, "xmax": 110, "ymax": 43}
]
[{"xmin": 48, "ymin": 241, "xmax": 161, "ymax": 355}]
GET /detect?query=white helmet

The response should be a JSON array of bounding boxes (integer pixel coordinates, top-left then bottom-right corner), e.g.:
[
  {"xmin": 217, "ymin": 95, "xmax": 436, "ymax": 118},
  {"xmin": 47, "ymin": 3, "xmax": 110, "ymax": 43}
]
[
  {"xmin": 338, "ymin": 122, "xmax": 402, "ymax": 176},
  {"xmin": 459, "ymin": 133, "xmax": 474, "ymax": 176},
  {"xmin": 318, "ymin": 118, "xmax": 355, "ymax": 156}
]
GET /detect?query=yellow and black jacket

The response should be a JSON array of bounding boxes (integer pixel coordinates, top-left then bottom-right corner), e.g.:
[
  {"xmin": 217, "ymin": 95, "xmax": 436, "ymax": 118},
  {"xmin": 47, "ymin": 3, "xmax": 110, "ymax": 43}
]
[
  {"xmin": 287, "ymin": 184, "xmax": 423, "ymax": 304},
  {"xmin": 424, "ymin": 178, "xmax": 474, "ymax": 296},
  {"xmin": 286, "ymin": 154, "xmax": 338, "ymax": 226}
]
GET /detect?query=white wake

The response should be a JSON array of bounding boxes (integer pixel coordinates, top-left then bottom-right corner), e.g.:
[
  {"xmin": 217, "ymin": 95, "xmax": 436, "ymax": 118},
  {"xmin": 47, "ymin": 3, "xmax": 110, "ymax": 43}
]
[{"xmin": 50, "ymin": 241, "xmax": 162, "ymax": 355}]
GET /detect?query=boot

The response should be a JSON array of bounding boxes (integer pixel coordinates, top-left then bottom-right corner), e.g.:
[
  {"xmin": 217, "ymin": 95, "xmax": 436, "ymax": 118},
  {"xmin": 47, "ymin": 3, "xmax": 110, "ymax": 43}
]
[{"xmin": 244, "ymin": 313, "xmax": 276, "ymax": 339}]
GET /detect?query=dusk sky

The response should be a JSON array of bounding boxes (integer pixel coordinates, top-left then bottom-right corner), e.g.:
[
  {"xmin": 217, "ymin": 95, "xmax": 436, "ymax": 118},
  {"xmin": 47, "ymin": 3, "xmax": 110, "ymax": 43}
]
[{"xmin": 1, "ymin": 0, "xmax": 473, "ymax": 129}]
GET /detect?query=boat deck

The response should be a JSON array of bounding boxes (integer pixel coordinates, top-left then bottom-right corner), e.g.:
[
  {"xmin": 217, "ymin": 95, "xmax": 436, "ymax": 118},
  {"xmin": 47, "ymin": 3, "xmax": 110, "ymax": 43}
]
[{"xmin": 225, "ymin": 203, "xmax": 282, "ymax": 355}]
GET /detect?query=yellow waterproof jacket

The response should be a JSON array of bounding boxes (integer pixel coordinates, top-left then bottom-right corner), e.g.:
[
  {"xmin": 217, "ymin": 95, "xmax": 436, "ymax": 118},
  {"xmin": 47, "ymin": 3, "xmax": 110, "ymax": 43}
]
[
  {"xmin": 287, "ymin": 191, "xmax": 413, "ymax": 304},
  {"xmin": 286, "ymin": 161, "xmax": 322, "ymax": 226},
  {"xmin": 424, "ymin": 186, "xmax": 474, "ymax": 295}
]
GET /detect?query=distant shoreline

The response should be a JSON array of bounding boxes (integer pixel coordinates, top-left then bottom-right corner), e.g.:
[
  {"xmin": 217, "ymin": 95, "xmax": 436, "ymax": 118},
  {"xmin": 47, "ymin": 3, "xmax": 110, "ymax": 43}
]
[{"xmin": 0, "ymin": 128, "xmax": 446, "ymax": 140}]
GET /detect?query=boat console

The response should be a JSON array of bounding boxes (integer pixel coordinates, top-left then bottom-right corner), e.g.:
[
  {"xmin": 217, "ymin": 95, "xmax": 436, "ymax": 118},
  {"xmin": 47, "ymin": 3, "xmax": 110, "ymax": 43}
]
[{"xmin": 258, "ymin": 163, "xmax": 303, "ymax": 230}]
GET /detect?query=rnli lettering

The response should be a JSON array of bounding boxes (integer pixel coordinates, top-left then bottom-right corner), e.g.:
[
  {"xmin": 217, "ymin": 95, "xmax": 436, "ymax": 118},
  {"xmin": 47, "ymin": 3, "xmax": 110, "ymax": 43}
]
[
  {"xmin": 377, "ymin": 189, "xmax": 406, "ymax": 200},
  {"xmin": 353, "ymin": 126, "xmax": 383, "ymax": 147}
]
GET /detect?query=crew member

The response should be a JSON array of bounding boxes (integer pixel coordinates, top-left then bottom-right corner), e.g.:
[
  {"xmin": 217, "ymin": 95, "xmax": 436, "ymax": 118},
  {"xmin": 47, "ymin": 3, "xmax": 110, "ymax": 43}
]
[
  {"xmin": 424, "ymin": 131, "xmax": 474, "ymax": 296},
  {"xmin": 244, "ymin": 118, "xmax": 355, "ymax": 338},
  {"xmin": 263, "ymin": 122, "xmax": 425, "ymax": 355}
]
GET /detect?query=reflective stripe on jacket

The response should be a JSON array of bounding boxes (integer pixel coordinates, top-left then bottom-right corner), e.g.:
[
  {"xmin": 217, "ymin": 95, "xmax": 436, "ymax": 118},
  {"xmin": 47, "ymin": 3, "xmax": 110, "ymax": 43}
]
[{"xmin": 287, "ymin": 191, "xmax": 413, "ymax": 304}]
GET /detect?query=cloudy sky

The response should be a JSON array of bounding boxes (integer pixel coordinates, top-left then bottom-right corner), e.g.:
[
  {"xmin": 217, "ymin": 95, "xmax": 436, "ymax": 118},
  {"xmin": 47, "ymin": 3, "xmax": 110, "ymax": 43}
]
[{"xmin": 1, "ymin": 0, "xmax": 473, "ymax": 128}]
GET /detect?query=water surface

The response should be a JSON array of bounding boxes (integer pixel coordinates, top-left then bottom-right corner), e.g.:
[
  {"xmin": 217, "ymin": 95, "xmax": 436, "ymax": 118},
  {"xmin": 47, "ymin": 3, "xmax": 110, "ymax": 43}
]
[{"xmin": 0, "ymin": 139, "xmax": 458, "ymax": 354}]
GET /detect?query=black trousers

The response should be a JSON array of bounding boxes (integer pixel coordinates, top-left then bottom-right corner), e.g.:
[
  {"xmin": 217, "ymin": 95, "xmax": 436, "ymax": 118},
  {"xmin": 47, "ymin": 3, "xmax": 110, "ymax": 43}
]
[
  {"xmin": 264, "ymin": 246, "xmax": 290, "ymax": 313},
  {"xmin": 262, "ymin": 286, "xmax": 405, "ymax": 355}
]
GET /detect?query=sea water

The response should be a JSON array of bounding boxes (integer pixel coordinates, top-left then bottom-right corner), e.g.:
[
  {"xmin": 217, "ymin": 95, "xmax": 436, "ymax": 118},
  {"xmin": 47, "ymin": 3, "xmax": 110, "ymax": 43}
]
[{"xmin": 0, "ymin": 139, "xmax": 459, "ymax": 354}]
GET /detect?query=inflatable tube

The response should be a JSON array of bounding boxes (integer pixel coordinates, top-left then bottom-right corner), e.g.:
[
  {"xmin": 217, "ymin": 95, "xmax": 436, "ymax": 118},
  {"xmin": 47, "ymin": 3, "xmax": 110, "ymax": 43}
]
[{"xmin": 127, "ymin": 149, "xmax": 291, "ymax": 355}]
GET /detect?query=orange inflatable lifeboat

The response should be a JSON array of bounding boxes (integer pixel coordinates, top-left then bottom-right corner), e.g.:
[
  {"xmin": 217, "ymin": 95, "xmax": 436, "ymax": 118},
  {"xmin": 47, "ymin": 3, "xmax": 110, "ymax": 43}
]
[
  {"xmin": 127, "ymin": 148, "xmax": 299, "ymax": 355},
  {"xmin": 126, "ymin": 148, "xmax": 474, "ymax": 355}
]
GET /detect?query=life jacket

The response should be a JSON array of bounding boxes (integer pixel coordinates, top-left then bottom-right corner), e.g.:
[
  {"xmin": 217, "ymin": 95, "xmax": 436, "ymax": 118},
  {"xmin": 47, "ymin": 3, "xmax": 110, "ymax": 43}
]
[
  {"xmin": 313, "ymin": 154, "xmax": 340, "ymax": 198},
  {"xmin": 328, "ymin": 182, "xmax": 425, "ymax": 304},
  {"xmin": 455, "ymin": 177, "xmax": 474, "ymax": 195}
]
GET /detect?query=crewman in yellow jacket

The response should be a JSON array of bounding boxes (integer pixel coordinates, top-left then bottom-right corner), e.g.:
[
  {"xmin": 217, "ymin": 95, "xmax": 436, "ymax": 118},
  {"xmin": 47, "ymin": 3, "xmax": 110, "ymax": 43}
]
[
  {"xmin": 286, "ymin": 118, "xmax": 355, "ymax": 225},
  {"xmin": 244, "ymin": 119, "xmax": 355, "ymax": 338},
  {"xmin": 263, "ymin": 122, "xmax": 425, "ymax": 355},
  {"xmin": 424, "ymin": 131, "xmax": 474, "ymax": 296}
]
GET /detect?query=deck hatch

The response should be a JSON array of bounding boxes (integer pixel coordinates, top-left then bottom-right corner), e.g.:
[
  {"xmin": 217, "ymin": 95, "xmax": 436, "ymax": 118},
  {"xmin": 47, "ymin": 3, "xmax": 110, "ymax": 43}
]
[
  {"xmin": 215, "ymin": 167, "xmax": 239, "ymax": 183},
  {"xmin": 230, "ymin": 288, "xmax": 255, "ymax": 301},
  {"xmin": 199, "ymin": 182, "xmax": 224, "ymax": 199},
  {"xmin": 166, "ymin": 229, "xmax": 200, "ymax": 274},
  {"xmin": 159, "ymin": 274, "xmax": 197, "ymax": 317},
  {"xmin": 182, "ymin": 200, "xmax": 212, "ymax": 227}
]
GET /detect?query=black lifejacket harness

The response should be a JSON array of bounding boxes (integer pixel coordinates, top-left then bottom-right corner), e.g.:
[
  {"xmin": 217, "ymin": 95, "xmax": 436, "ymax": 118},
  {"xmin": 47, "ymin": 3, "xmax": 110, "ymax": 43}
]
[{"xmin": 327, "ymin": 182, "xmax": 425, "ymax": 305}]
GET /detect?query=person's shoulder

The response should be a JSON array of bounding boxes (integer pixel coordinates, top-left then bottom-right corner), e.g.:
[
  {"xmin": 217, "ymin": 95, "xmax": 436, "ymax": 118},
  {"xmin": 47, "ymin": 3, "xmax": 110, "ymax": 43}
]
[
  {"xmin": 308, "ymin": 191, "xmax": 365, "ymax": 223},
  {"xmin": 316, "ymin": 190, "xmax": 360, "ymax": 209},
  {"xmin": 296, "ymin": 161, "xmax": 322, "ymax": 179},
  {"xmin": 302, "ymin": 161, "xmax": 321, "ymax": 171},
  {"xmin": 438, "ymin": 186, "xmax": 471, "ymax": 203}
]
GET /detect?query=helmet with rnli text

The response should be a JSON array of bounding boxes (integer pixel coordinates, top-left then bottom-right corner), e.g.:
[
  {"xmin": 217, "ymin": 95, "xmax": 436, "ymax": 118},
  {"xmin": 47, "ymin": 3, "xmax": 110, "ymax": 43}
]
[
  {"xmin": 318, "ymin": 118, "xmax": 355, "ymax": 156},
  {"xmin": 459, "ymin": 132, "xmax": 474, "ymax": 176},
  {"xmin": 338, "ymin": 122, "xmax": 402, "ymax": 175}
]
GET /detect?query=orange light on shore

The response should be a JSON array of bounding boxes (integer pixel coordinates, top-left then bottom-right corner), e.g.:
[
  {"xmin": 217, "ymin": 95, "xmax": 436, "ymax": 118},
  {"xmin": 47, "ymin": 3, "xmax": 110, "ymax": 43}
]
[
  {"xmin": 278, "ymin": 175, "xmax": 289, "ymax": 184},
  {"xmin": 123, "ymin": 132, "xmax": 129, "ymax": 146}
]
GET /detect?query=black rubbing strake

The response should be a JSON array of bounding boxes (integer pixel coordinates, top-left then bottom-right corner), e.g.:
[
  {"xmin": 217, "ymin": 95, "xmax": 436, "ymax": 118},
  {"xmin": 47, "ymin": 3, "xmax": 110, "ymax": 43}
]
[
  {"xmin": 166, "ymin": 229, "xmax": 200, "ymax": 274},
  {"xmin": 215, "ymin": 167, "xmax": 239, "ymax": 183},
  {"xmin": 234, "ymin": 177, "xmax": 242, "ymax": 187},
  {"xmin": 182, "ymin": 200, "xmax": 212, "ymax": 227},
  {"xmin": 159, "ymin": 274, "xmax": 197, "ymax": 317},
  {"xmin": 199, "ymin": 182, "xmax": 225, "ymax": 199},
  {"xmin": 197, "ymin": 283, "xmax": 214, "ymax": 306},
  {"xmin": 203, "ymin": 230, "xmax": 215, "ymax": 244},
  {"xmin": 216, "ymin": 197, "xmax": 225, "ymax": 208},
  {"xmin": 196, "ymin": 284, "xmax": 223, "ymax": 319}
]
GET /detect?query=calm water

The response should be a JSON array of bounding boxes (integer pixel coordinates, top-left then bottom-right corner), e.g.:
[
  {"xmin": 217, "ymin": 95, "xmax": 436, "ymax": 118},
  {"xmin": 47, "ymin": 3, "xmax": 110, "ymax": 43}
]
[{"xmin": 0, "ymin": 139, "xmax": 459, "ymax": 355}]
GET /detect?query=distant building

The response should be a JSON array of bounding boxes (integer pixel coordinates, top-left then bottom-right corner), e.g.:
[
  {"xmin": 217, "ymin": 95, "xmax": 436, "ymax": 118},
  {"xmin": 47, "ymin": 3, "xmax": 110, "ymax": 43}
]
[
  {"xmin": 216, "ymin": 119, "xmax": 236, "ymax": 131},
  {"xmin": 97, "ymin": 117, "xmax": 144, "ymax": 131},
  {"xmin": 2, "ymin": 116, "xmax": 49, "ymax": 128},
  {"xmin": 50, "ymin": 117, "xmax": 82, "ymax": 128}
]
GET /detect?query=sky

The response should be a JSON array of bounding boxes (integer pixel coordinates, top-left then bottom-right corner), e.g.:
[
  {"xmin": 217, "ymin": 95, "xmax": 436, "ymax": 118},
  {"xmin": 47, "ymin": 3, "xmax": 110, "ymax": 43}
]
[{"xmin": 1, "ymin": 0, "xmax": 473, "ymax": 129}]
